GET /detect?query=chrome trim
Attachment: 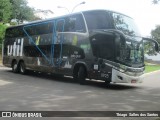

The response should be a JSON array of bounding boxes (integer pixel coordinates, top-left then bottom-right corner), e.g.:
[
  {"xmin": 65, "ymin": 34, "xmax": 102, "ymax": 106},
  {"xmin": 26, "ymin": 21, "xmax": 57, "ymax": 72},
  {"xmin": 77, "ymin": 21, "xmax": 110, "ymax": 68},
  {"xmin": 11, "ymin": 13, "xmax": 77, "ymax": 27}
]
[{"xmin": 104, "ymin": 60, "xmax": 144, "ymax": 75}]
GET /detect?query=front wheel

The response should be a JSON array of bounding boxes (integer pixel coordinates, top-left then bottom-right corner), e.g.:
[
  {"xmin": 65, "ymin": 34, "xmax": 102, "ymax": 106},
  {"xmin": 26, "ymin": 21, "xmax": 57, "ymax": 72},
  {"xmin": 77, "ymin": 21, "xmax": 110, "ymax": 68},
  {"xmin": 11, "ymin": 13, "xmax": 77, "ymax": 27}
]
[
  {"xmin": 19, "ymin": 62, "xmax": 27, "ymax": 74},
  {"xmin": 78, "ymin": 66, "xmax": 86, "ymax": 85}
]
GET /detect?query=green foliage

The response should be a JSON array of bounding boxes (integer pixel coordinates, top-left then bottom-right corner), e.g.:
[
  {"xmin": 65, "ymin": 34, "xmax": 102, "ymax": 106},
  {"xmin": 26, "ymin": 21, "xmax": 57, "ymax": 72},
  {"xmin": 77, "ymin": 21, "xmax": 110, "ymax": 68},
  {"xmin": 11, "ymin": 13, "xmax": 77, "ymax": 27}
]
[
  {"xmin": 0, "ymin": 0, "xmax": 37, "ymax": 24},
  {"xmin": 10, "ymin": 0, "xmax": 36, "ymax": 23},
  {"xmin": 145, "ymin": 65, "xmax": 160, "ymax": 73},
  {"xmin": 153, "ymin": 0, "xmax": 160, "ymax": 4},
  {"xmin": 151, "ymin": 25, "xmax": 160, "ymax": 44},
  {"xmin": 0, "ymin": 0, "xmax": 12, "ymax": 22},
  {"xmin": 0, "ymin": 23, "xmax": 7, "ymax": 44},
  {"xmin": 10, "ymin": 21, "xmax": 18, "ymax": 26},
  {"xmin": 144, "ymin": 41, "xmax": 157, "ymax": 55},
  {"xmin": 0, "ymin": 23, "xmax": 7, "ymax": 55}
]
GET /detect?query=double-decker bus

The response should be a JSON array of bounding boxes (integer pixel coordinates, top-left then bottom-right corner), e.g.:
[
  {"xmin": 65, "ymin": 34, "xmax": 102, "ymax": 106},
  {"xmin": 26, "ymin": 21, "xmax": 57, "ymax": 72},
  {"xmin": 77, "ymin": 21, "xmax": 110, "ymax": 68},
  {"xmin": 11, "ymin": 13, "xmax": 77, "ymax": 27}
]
[{"xmin": 3, "ymin": 10, "xmax": 159, "ymax": 84}]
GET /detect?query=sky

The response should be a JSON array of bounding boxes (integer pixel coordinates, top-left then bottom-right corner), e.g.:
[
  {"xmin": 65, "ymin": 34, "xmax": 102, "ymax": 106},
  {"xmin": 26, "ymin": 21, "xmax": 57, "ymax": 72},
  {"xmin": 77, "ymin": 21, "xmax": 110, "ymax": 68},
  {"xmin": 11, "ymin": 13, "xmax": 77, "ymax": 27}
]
[{"xmin": 27, "ymin": 0, "xmax": 160, "ymax": 37}]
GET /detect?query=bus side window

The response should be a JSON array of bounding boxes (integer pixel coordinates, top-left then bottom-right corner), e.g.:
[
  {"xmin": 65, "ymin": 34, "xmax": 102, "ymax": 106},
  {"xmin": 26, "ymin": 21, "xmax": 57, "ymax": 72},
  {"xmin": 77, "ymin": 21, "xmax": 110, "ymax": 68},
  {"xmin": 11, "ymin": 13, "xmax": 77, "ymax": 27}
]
[
  {"xmin": 84, "ymin": 11, "xmax": 112, "ymax": 31},
  {"xmin": 25, "ymin": 26, "xmax": 36, "ymax": 36},
  {"xmin": 25, "ymin": 22, "xmax": 53, "ymax": 36},
  {"xmin": 65, "ymin": 14, "xmax": 86, "ymax": 33},
  {"xmin": 6, "ymin": 27, "xmax": 24, "ymax": 38},
  {"xmin": 90, "ymin": 34, "xmax": 115, "ymax": 60},
  {"xmin": 37, "ymin": 23, "xmax": 53, "ymax": 35},
  {"xmin": 56, "ymin": 20, "xmax": 65, "ymax": 32}
]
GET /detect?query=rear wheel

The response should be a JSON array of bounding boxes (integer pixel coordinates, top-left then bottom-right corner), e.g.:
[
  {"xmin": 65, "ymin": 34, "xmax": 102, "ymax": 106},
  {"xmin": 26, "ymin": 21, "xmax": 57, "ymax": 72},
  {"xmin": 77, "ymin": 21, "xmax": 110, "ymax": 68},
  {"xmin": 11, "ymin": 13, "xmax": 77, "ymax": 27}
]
[
  {"xmin": 73, "ymin": 69, "xmax": 78, "ymax": 81},
  {"xmin": 19, "ymin": 61, "xmax": 27, "ymax": 74},
  {"xmin": 77, "ymin": 66, "xmax": 86, "ymax": 85},
  {"xmin": 12, "ymin": 61, "xmax": 18, "ymax": 73}
]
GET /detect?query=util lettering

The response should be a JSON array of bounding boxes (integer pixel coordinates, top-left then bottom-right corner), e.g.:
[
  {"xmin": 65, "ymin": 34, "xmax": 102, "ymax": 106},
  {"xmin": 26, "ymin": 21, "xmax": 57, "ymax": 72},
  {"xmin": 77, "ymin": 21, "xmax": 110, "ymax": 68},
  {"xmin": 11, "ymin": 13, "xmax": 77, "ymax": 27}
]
[{"xmin": 7, "ymin": 38, "xmax": 24, "ymax": 56}]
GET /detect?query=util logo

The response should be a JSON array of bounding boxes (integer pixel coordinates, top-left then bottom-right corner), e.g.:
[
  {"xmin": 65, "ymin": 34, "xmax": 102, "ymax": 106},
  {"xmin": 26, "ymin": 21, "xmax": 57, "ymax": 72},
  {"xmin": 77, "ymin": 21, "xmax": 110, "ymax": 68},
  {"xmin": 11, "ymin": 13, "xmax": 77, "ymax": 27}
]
[{"xmin": 7, "ymin": 38, "xmax": 24, "ymax": 57}]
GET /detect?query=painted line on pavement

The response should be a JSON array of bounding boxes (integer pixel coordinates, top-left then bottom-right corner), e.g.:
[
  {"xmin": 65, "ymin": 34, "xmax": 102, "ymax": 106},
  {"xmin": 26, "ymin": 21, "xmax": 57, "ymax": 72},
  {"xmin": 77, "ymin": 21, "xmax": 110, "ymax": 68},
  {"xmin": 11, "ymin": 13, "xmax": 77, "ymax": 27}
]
[{"xmin": 144, "ymin": 70, "xmax": 160, "ymax": 76}]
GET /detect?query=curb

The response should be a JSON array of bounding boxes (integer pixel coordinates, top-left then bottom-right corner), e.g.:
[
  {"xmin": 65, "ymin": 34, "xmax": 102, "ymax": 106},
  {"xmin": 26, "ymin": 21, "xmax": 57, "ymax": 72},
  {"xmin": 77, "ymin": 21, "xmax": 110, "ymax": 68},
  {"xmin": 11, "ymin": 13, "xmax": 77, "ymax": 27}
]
[{"xmin": 144, "ymin": 70, "xmax": 160, "ymax": 76}]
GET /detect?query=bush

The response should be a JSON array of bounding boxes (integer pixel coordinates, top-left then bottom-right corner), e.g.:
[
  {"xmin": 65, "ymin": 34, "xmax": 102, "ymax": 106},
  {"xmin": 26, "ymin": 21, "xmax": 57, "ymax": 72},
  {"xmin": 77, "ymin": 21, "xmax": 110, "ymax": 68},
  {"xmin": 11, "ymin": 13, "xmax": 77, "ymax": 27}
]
[
  {"xmin": 0, "ymin": 23, "xmax": 7, "ymax": 43},
  {"xmin": 0, "ymin": 23, "xmax": 7, "ymax": 52}
]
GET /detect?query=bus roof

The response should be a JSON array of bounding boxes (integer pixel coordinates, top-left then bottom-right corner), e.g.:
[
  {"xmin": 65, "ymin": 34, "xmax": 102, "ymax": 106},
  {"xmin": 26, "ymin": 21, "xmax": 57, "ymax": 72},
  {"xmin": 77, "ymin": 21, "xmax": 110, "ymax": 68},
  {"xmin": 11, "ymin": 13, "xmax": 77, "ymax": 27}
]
[{"xmin": 6, "ymin": 9, "xmax": 132, "ymax": 30}]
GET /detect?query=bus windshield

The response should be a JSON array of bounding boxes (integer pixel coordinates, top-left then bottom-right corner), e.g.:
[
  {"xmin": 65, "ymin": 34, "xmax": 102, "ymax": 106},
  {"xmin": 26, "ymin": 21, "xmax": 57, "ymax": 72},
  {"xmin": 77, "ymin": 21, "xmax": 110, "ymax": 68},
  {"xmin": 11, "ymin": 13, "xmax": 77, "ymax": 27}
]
[
  {"xmin": 116, "ymin": 38, "xmax": 144, "ymax": 67},
  {"xmin": 112, "ymin": 12, "xmax": 141, "ymax": 37}
]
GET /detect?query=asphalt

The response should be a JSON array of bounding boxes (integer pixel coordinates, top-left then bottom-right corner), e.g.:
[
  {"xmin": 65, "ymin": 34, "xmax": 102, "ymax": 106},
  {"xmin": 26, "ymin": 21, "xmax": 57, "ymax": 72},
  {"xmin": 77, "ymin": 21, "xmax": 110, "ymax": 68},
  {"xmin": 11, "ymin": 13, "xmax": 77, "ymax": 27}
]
[{"xmin": 0, "ymin": 66, "xmax": 160, "ymax": 120}]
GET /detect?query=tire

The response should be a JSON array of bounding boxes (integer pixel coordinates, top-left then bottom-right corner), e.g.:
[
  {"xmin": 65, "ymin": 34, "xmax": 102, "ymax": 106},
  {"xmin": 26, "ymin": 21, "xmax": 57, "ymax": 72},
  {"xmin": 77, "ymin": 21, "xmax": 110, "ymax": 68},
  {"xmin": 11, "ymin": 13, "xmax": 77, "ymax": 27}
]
[
  {"xmin": 78, "ymin": 66, "xmax": 86, "ymax": 85},
  {"xmin": 12, "ymin": 61, "xmax": 18, "ymax": 73},
  {"xmin": 105, "ymin": 81, "xmax": 110, "ymax": 85},
  {"xmin": 19, "ymin": 61, "xmax": 27, "ymax": 74},
  {"xmin": 73, "ymin": 69, "xmax": 78, "ymax": 81}
]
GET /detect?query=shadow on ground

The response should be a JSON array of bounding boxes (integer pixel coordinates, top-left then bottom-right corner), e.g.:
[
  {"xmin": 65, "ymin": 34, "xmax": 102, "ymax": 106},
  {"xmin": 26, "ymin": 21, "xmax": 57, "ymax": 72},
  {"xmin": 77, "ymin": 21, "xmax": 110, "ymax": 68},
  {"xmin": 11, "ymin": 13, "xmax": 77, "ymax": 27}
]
[
  {"xmin": 6, "ymin": 69, "xmax": 139, "ymax": 90},
  {"xmin": 0, "ymin": 68, "xmax": 159, "ymax": 112}
]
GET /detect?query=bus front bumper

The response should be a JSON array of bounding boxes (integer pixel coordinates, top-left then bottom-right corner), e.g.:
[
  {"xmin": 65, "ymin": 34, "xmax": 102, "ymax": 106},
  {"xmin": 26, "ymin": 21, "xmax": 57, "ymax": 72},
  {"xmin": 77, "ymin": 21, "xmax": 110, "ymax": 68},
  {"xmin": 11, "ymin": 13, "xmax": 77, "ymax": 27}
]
[{"xmin": 111, "ymin": 68, "xmax": 144, "ymax": 83}]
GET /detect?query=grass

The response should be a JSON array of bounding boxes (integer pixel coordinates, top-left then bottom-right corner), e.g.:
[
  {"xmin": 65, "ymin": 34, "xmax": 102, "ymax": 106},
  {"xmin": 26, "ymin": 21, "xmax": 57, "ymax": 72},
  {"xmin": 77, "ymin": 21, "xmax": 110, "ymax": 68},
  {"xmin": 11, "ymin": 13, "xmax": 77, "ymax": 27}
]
[{"xmin": 145, "ymin": 65, "xmax": 160, "ymax": 73}]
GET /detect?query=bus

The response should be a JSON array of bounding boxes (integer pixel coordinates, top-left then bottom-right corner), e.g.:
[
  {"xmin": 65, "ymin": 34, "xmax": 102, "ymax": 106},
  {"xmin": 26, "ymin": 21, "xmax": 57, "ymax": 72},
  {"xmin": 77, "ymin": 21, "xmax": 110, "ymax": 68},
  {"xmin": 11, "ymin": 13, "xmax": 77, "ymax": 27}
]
[{"xmin": 3, "ymin": 10, "xmax": 159, "ymax": 84}]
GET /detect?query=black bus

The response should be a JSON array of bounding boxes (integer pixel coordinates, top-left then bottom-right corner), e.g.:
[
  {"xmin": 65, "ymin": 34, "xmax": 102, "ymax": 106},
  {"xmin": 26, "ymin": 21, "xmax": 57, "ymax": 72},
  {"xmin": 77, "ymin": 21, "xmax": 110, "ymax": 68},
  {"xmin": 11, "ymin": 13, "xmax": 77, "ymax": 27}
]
[{"xmin": 3, "ymin": 10, "xmax": 159, "ymax": 84}]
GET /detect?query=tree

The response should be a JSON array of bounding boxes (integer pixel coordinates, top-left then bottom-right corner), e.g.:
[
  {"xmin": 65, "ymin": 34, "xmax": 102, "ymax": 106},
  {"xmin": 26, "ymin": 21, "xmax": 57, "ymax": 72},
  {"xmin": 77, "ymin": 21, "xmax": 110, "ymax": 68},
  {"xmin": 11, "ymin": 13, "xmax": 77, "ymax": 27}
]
[
  {"xmin": 153, "ymin": 0, "xmax": 160, "ymax": 4},
  {"xmin": 0, "ymin": 23, "xmax": 7, "ymax": 53},
  {"xmin": 151, "ymin": 25, "xmax": 160, "ymax": 44},
  {"xmin": 0, "ymin": 0, "xmax": 12, "ymax": 23},
  {"xmin": 10, "ymin": 0, "xmax": 36, "ymax": 24}
]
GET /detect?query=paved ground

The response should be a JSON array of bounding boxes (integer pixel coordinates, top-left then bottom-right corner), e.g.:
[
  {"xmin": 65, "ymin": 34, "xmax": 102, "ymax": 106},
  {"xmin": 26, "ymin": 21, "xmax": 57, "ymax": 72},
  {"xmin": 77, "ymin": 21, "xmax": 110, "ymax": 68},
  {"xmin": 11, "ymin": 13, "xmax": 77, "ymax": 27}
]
[{"xmin": 0, "ymin": 66, "xmax": 160, "ymax": 120}]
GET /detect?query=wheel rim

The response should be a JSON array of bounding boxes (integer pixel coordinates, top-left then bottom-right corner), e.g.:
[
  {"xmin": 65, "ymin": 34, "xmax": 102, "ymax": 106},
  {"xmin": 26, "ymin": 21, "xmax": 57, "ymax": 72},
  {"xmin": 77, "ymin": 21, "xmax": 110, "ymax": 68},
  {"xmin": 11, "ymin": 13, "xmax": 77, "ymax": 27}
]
[
  {"xmin": 20, "ymin": 65, "xmax": 24, "ymax": 73},
  {"xmin": 20, "ymin": 63, "xmax": 25, "ymax": 73},
  {"xmin": 13, "ymin": 64, "xmax": 17, "ymax": 71}
]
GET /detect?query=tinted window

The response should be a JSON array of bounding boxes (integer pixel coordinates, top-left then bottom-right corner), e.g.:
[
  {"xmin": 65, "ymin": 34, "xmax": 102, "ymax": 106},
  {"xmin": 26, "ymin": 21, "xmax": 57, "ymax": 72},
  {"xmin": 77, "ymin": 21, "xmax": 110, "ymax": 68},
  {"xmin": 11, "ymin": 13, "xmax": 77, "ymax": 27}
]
[
  {"xmin": 112, "ymin": 13, "xmax": 140, "ymax": 36},
  {"xmin": 56, "ymin": 19, "xmax": 66, "ymax": 32},
  {"xmin": 5, "ymin": 27, "xmax": 25, "ymax": 38},
  {"xmin": 5, "ymin": 22, "xmax": 54, "ymax": 38},
  {"xmin": 84, "ymin": 11, "xmax": 112, "ymax": 31},
  {"xmin": 91, "ymin": 34, "xmax": 115, "ymax": 60},
  {"xmin": 56, "ymin": 14, "xmax": 86, "ymax": 33},
  {"xmin": 24, "ymin": 22, "xmax": 53, "ymax": 36}
]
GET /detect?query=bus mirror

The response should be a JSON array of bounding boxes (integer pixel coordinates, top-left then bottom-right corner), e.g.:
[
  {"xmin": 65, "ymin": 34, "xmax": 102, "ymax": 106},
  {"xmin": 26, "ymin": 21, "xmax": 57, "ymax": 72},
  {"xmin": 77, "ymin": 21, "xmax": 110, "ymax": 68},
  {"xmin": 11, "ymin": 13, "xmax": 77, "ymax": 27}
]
[
  {"xmin": 143, "ymin": 39, "xmax": 159, "ymax": 55},
  {"xmin": 142, "ymin": 37, "xmax": 159, "ymax": 52}
]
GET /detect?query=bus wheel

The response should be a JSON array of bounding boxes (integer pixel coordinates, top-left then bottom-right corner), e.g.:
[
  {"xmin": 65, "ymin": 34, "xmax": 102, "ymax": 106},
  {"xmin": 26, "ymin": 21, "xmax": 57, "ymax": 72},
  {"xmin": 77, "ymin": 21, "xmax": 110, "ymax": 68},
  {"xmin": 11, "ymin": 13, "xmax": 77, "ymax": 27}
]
[
  {"xmin": 78, "ymin": 66, "xmax": 86, "ymax": 85},
  {"xmin": 105, "ymin": 81, "xmax": 110, "ymax": 85},
  {"xmin": 19, "ymin": 61, "xmax": 26, "ymax": 74},
  {"xmin": 12, "ymin": 61, "xmax": 18, "ymax": 73}
]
